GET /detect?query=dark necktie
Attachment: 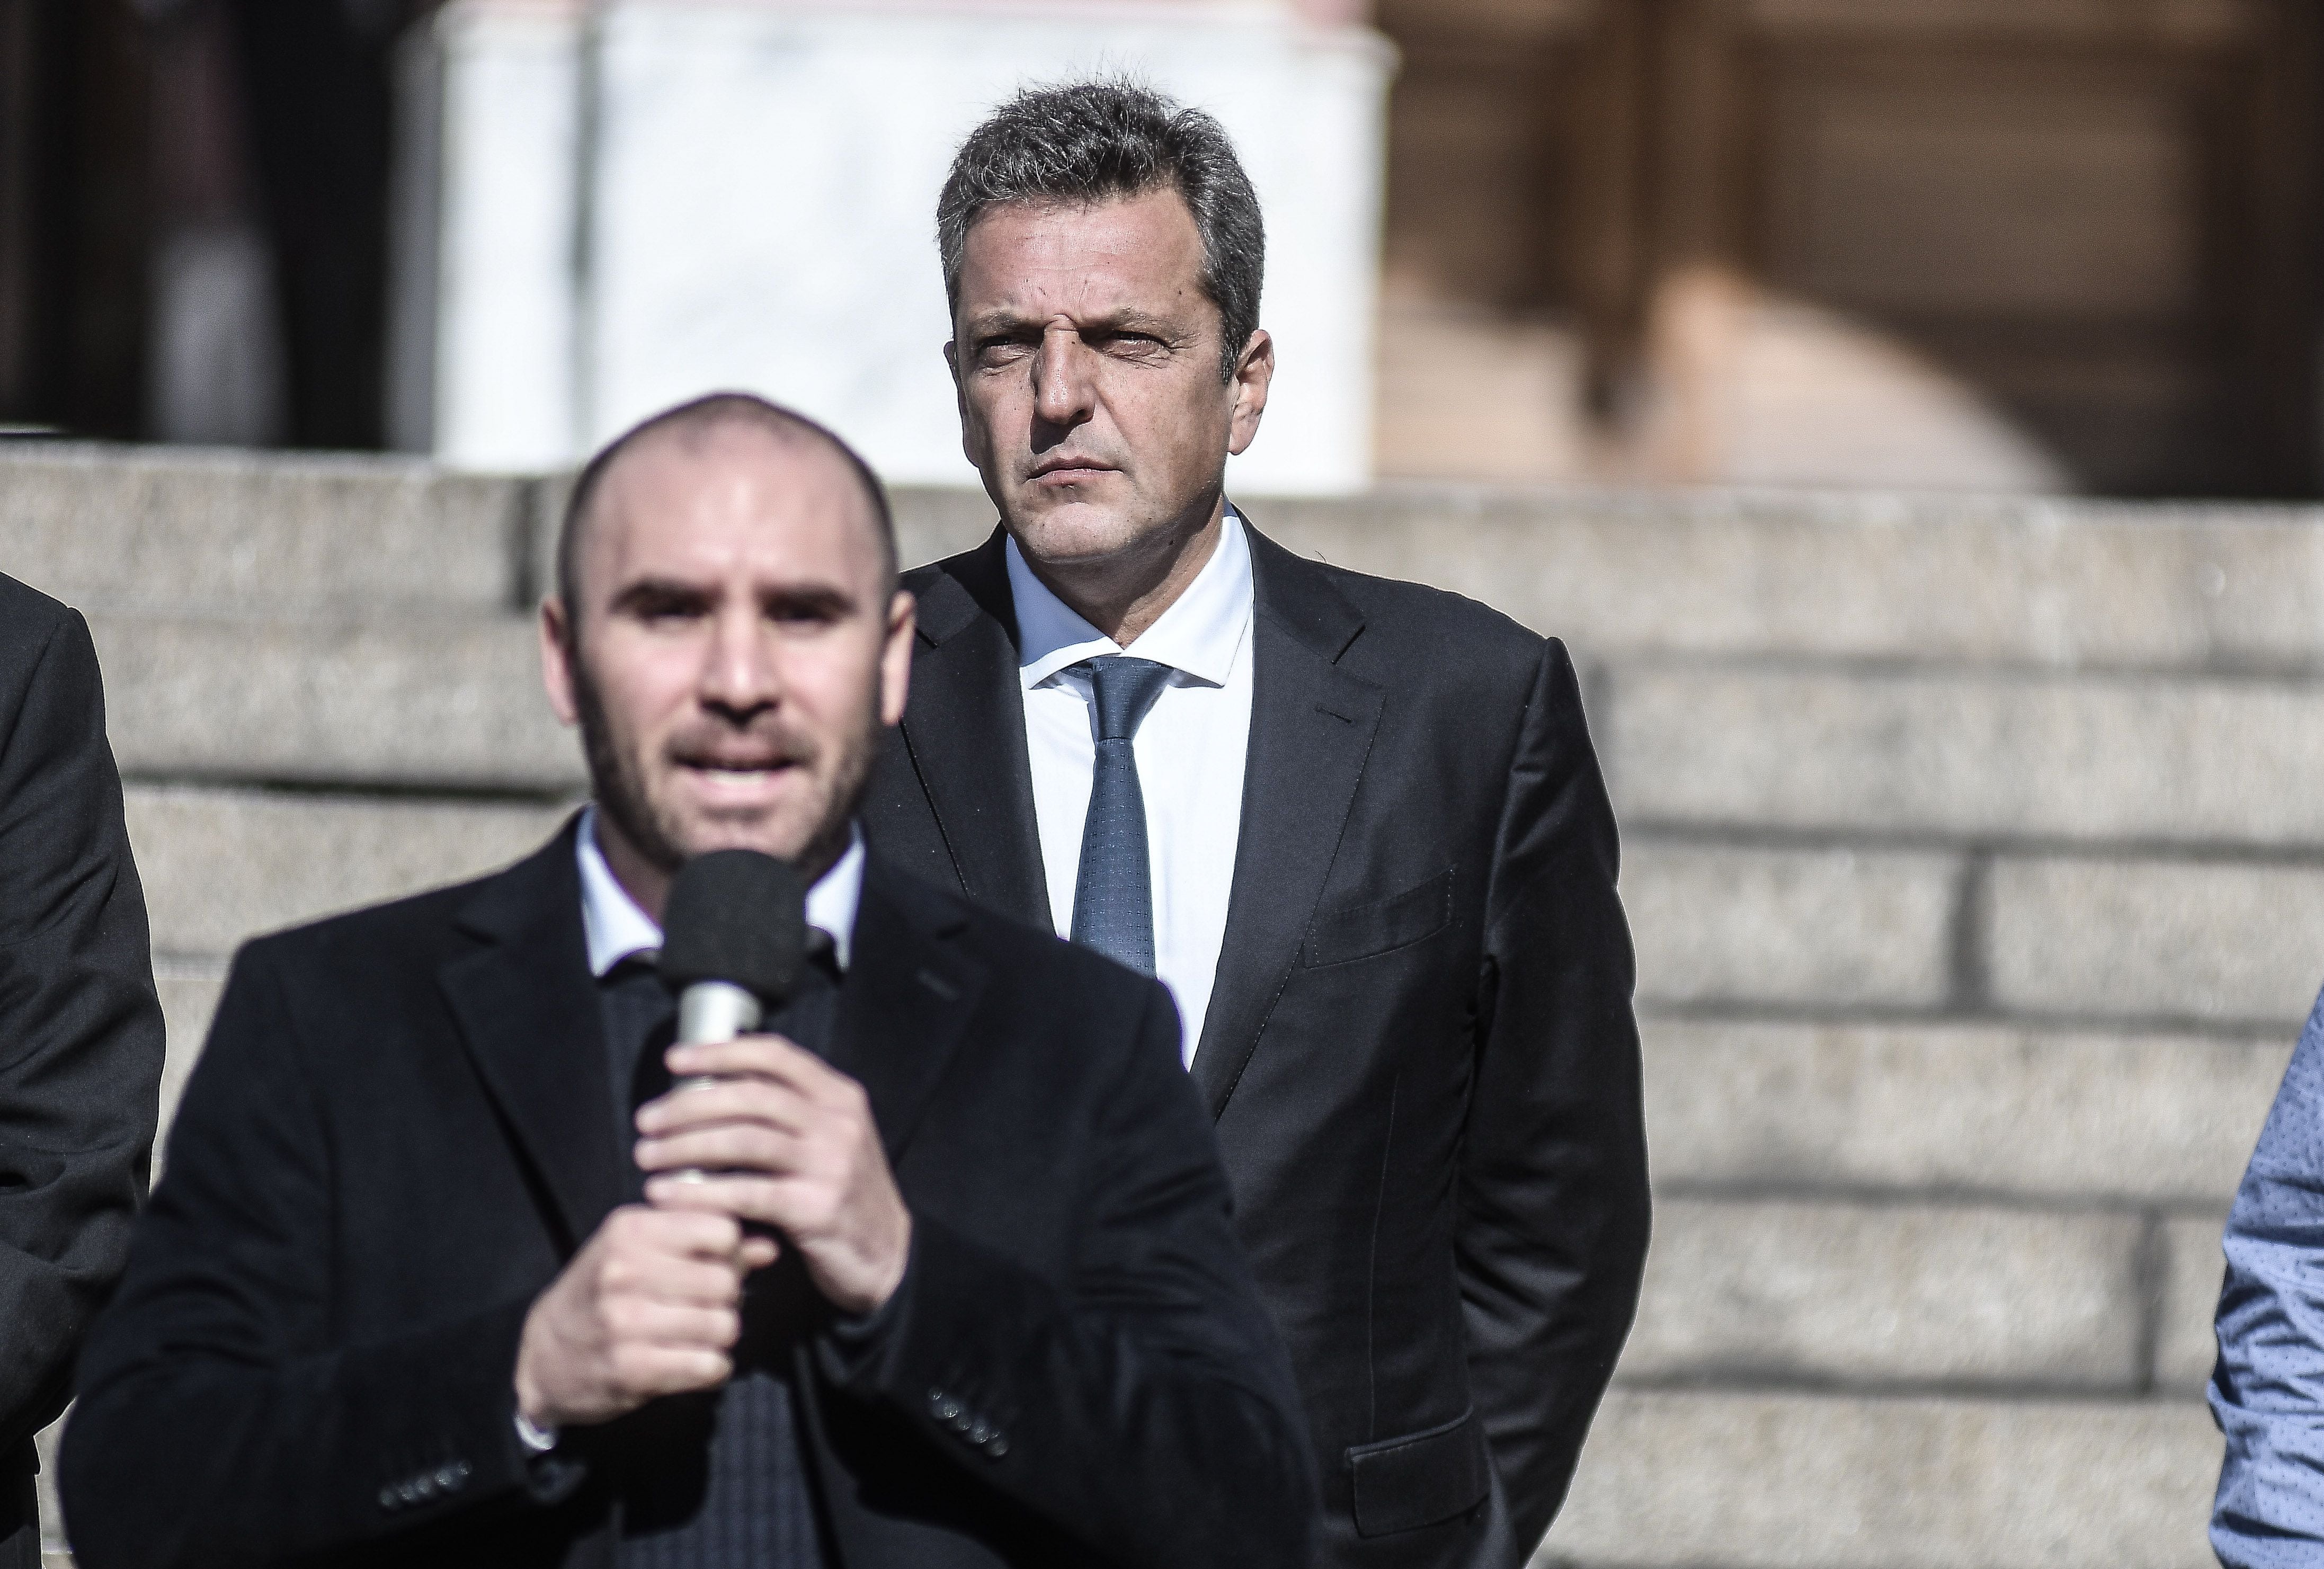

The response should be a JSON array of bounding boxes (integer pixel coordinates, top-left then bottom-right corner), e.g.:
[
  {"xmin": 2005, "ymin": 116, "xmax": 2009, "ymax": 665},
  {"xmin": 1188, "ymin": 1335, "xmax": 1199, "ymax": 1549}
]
[{"xmin": 1069, "ymin": 656, "xmax": 1174, "ymax": 975}]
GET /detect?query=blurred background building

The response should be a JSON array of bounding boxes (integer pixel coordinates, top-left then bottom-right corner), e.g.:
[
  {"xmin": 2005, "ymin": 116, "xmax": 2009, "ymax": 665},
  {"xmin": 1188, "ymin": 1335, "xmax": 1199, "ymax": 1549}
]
[{"xmin": 5, "ymin": 0, "xmax": 2319, "ymax": 494}]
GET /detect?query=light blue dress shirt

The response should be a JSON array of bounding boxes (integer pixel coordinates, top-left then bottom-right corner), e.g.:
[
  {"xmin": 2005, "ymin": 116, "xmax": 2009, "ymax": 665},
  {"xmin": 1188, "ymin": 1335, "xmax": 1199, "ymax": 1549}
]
[{"xmin": 2214, "ymin": 984, "xmax": 2324, "ymax": 1563}]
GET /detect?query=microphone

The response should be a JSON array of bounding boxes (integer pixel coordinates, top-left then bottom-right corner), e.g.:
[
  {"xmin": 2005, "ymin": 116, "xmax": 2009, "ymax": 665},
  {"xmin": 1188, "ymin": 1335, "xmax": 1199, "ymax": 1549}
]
[{"xmin": 657, "ymin": 848, "xmax": 809, "ymax": 1091}]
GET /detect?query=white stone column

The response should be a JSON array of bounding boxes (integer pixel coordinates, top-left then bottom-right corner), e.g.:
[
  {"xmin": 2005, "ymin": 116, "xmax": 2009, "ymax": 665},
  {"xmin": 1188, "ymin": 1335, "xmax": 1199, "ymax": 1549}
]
[
  {"xmin": 389, "ymin": 0, "xmax": 587, "ymax": 470},
  {"xmin": 394, "ymin": 0, "xmax": 1393, "ymax": 492}
]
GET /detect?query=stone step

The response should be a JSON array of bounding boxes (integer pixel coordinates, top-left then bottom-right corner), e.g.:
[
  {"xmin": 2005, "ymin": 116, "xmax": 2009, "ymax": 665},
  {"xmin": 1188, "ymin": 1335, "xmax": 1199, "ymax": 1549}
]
[
  {"xmin": 119, "ymin": 790, "xmax": 2324, "ymax": 1031},
  {"xmin": 2160, "ymin": 1214, "xmax": 2230, "ymax": 1394},
  {"xmin": 93, "ymin": 614, "xmax": 581, "ymax": 791},
  {"xmin": 1253, "ymin": 485, "xmax": 2324, "ymax": 671},
  {"xmin": 1631, "ymin": 841, "xmax": 2324, "ymax": 1028},
  {"xmin": 126, "ymin": 785, "xmax": 567, "ymax": 960},
  {"xmin": 92, "ymin": 609, "xmax": 2324, "ymax": 860},
  {"xmin": 2, "ymin": 444, "xmax": 532, "ymax": 616},
  {"xmin": 1538, "ymin": 1389, "xmax": 2219, "ymax": 1569},
  {"xmin": 1606, "ymin": 664, "xmax": 2324, "ymax": 848},
  {"xmin": 1984, "ymin": 855, "xmax": 2324, "ymax": 1028},
  {"xmin": 18, "ymin": 441, "xmax": 2324, "ymax": 670},
  {"xmin": 1623, "ymin": 1199, "xmax": 2153, "ymax": 1392},
  {"xmin": 154, "ymin": 964, "xmax": 229, "ymax": 1141},
  {"xmin": 1643, "ymin": 1019, "xmax": 2284, "ymax": 1209},
  {"xmin": 1624, "ymin": 841, "xmax": 1961, "ymax": 1011},
  {"xmin": 1, "ymin": 442, "xmax": 998, "ymax": 618}
]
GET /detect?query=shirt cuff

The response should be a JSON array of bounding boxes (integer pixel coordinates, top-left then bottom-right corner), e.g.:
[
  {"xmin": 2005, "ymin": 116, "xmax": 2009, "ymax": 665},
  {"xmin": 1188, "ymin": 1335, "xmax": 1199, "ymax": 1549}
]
[{"xmin": 819, "ymin": 1233, "xmax": 916, "ymax": 1382}]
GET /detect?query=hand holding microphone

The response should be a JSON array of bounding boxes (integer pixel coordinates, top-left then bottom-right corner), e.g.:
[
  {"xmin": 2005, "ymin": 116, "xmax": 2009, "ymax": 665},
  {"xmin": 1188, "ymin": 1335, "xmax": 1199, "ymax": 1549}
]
[{"xmin": 636, "ymin": 850, "xmax": 912, "ymax": 1317}]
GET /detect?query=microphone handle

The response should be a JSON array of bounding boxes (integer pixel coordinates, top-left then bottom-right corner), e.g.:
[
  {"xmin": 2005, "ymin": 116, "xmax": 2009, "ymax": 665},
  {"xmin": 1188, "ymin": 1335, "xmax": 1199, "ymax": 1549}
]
[
  {"xmin": 667, "ymin": 980, "xmax": 767, "ymax": 1181},
  {"xmin": 677, "ymin": 978, "xmax": 764, "ymax": 1050}
]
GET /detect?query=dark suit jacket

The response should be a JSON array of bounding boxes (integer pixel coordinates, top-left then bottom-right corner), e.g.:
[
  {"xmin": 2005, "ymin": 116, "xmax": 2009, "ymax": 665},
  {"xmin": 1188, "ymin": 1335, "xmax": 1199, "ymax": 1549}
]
[
  {"xmin": 864, "ymin": 521, "xmax": 1651, "ymax": 1569},
  {"xmin": 61, "ymin": 824, "xmax": 1315, "ymax": 1569},
  {"xmin": 0, "ymin": 576, "xmax": 164, "ymax": 1569}
]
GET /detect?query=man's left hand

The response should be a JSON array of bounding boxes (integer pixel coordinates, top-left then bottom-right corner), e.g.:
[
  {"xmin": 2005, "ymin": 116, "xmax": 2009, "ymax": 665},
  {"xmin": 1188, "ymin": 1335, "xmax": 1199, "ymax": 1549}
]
[{"xmin": 636, "ymin": 1036, "xmax": 912, "ymax": 1316}]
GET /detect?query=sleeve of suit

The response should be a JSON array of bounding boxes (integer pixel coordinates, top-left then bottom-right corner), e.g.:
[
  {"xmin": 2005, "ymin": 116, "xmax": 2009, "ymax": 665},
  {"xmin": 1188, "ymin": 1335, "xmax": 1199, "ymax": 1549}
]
[
  {"xmin": 1457, "ymin": 638, "xmax": 1651, "ymax": 1550},
  {"xmin": 60, "ymin": 946, "xmax": 564, "ymax": 1569},
  {"xmin": 818, "ymin": 981, "xmax": 1321, "ymax": 1568},
  {"xmin": 0, "ymin": 606, "xmax": 165, "ymax": 1457}
]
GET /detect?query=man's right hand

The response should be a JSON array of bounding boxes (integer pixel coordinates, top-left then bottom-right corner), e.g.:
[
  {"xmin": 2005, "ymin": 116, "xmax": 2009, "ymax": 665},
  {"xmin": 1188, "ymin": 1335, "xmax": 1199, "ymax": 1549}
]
[{"xmin": 513, "ymin": 1204, "xmax": 779, "ymax": 1431}]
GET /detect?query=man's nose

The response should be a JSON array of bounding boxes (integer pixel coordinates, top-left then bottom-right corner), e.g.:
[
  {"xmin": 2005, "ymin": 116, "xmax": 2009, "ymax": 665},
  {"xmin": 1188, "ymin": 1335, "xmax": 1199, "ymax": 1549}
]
[
  {"xmin": 698, "ymin": 608, "xmax": 779, "ymax": 714},
  {"xmin": 1031, "ymin": 327, "xmax": 1095, "ymax": 430}
]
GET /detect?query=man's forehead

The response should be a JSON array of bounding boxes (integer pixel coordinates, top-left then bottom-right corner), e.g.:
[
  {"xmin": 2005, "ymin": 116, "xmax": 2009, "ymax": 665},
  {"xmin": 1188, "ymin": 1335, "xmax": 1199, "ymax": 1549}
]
[
  {"xmin": 959, "ymin": 190, "xmax": 1204, "ymax": 306},
  {"xmin": 584, "ymin": 429, "xmax": 875, "ymax": 577}
]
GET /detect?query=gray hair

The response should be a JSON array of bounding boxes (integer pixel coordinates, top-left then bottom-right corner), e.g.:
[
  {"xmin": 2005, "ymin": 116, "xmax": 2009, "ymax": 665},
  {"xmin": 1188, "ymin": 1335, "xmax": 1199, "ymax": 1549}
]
[{"xmin": 937, "ymin": 80, "xmax": 1265, "ymax": 381}]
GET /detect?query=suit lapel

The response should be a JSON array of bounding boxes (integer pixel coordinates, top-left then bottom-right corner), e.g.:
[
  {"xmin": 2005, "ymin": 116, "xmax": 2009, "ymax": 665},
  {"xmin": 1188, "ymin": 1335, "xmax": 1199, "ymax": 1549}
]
[
  {"xmin": 1190, "ymin": 525, "xmax": 1383, "ymax": 1116},
  {"xmin": 829, "ymin": 859, "xmax": 987, "ymax": 1163},
  {"xmin": 439, "ymin": 820, "xmax": 627, "ymax": 1252},
  {"xmin": 900, "ymin": 530, "xmax": 1053, "ymax": 931}
]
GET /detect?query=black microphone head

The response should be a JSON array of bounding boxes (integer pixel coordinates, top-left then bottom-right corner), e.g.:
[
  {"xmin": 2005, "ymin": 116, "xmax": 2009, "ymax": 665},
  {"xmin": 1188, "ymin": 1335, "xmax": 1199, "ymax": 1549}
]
[{"xmin": 657, "ymin": 849, "xmax": 809, "ymax": 1004}]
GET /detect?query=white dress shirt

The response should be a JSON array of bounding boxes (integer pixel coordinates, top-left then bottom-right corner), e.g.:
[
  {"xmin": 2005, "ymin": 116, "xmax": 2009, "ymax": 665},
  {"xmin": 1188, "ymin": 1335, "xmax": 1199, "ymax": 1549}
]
[
  {"xmin": 575, "ymin": 807, "xmax": 865, "ymax": 976},
  {"xmin": 1008, "ymin": 507, "xmax": 1254, "ymax": 1064}
]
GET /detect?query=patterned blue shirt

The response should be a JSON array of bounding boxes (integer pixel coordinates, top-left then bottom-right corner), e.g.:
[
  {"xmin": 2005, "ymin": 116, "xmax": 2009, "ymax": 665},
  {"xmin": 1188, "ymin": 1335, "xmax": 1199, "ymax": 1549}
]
[{"xmin": 2215, "ymin": 984, "xmax": 2324, "ymax": 1563}]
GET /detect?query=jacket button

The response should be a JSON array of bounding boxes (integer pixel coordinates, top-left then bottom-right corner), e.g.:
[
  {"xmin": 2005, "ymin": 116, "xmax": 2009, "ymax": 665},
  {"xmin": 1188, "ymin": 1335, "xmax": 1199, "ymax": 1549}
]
[
  {"xmin": 434, "ymin": 1465, "xmax": 463, "ymax": 1492},
  {"xmin": 937, "ymin": 1398, "xmax": 963, "ymax": 1423},
  {"xmin": 985, "ymin": 1434, "xmax": 1009, "ymax": 1460},
  {"xmin": 377, "ymin": 1486, "xmax": 398, "ymax": 1511},
  {"xmin": 926, "ymin": 1387, "xmax": 946, "ymax": 1412},
  {"xmin": 967, "ymin": 1419, "xmax": 991, "ymax": 1444}
]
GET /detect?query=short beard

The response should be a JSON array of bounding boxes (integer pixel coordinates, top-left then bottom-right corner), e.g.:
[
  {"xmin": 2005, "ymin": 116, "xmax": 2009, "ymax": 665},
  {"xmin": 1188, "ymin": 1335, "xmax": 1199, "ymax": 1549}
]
[
  {"xmin": 571, "ymin": 652, "xmax": 688, "ymax": 878},
  {"xmin": 567, "ymin": 641, "xmax": 883, "ymax": 885}
]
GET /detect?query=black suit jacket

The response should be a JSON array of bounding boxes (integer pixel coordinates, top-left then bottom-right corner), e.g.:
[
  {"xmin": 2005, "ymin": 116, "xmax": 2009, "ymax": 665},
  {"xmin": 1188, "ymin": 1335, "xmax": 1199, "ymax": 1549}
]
[
  {"xmin": 0, "ymin": 577, "xmax": 164, "ymax": 1568},
  {"xmin": 60, "ymin": 824, "xmax": 1315, "ymax": 1569},
  {"xmin": 864, "ymin": 521, "xmax": 1651, "ymax": 1569}
]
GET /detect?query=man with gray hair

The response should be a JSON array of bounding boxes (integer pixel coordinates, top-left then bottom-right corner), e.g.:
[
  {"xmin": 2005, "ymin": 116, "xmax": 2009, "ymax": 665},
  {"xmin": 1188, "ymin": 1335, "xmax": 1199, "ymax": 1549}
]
[{"xmin": 868, "ymin": 81, "xmax": 1651, "ymax": 1569}]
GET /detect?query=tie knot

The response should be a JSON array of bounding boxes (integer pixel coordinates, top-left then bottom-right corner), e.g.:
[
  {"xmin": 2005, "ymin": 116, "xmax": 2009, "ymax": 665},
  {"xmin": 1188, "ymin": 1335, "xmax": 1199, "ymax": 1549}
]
[{"xmin": 1083, "ymin": 657, "xmax": 1174, "ymax": 742}]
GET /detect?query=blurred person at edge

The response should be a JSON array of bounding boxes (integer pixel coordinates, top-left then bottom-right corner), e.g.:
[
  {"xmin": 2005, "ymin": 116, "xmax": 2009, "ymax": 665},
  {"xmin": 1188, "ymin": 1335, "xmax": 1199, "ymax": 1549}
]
[
  {"xmin": 863, "ymin": 81, "xmax": 1652, "ymax": 1569},
  {"xmin": 59, "ymin": 394, "xmax": 1316, "ymax": 1569},
  {"xmin": 2212, "ymin": 983, "xmax": 2324, "ymax": 1562},
  {"xmin": 0, "ymin": 577, "xmax": 165, "ymax": 1566}
]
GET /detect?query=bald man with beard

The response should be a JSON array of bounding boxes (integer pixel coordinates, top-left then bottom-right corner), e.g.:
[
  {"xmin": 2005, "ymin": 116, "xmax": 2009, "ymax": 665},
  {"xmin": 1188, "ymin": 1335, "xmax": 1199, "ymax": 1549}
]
[{"xmin": 63, "ymin": 393, "xmax": 1316, "ymax": 1569}]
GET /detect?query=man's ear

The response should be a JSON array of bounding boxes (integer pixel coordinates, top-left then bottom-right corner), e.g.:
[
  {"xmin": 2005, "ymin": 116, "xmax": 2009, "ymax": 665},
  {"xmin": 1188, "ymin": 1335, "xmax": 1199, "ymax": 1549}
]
[
  {"xmin": 1226, "ymin": 328, "xmax": 1275, "ymax": 457},
  {"xmin": 540, "ymin": 596, "xmax": 581, "ymax": 727},
  {"xmin": 879, "ymin": 589, "xmax": 917, "ymax": 727}
]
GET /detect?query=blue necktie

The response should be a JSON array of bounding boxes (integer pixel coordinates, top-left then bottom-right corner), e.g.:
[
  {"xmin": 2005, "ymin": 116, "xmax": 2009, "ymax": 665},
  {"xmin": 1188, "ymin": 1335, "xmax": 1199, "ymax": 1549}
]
[{"xmin": 1070, "ymin": 657, "xmax": 1174, "ymax": 975}]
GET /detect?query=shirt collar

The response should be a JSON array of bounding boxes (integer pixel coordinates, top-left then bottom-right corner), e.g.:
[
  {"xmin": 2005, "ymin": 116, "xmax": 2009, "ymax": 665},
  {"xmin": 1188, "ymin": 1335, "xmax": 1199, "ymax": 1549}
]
[
  {"xmin": 576, "ymin": 807, "xmax": 866, "ymax": 976},
  {"xmin": 1005, "ymin": 504, "xmax": 1254, "ymax": 692}
]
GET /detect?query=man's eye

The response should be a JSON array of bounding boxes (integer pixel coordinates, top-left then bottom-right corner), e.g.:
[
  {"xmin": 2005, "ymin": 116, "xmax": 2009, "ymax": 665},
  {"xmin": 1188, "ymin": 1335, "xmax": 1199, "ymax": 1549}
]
[{"xmin": 977, "ymin": 338, "xmax": 1034, "ymax": 364}]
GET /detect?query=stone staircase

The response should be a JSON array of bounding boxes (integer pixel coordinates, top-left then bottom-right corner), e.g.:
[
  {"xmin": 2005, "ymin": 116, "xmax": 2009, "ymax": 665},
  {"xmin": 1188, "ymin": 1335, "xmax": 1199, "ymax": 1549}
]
[{"xmin": 10, "ymin": 442, "xmax": 2312, "ymax": 1567}]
